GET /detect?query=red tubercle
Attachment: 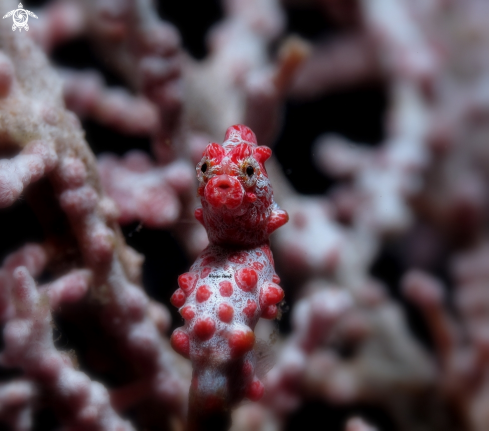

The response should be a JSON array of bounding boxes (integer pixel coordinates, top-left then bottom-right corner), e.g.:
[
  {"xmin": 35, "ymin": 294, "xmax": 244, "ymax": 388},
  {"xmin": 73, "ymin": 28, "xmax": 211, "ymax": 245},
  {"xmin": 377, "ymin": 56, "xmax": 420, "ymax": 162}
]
[
  {"xmin": 272, "ymin": 274, "xmax": 281, "ymax": 284},
  {"xmin": 171, "ymin": 329, "xmax": 190, "ymax": 358},
  {"xmin": 219, "ymin": 281, "xmax": 233, "ymax": 297},
  {"xmin": 242, "ymin": 299, "xmax": 258, "ymax": 319},
  {"xmin": 194, "ymin": 317, "xmax": 216, "ymax": 340},
  {"xmin": 224, "ymin": 124, "xmax": 257, "ymax": 145},
  {"xmin": 253, "ymin": 146, "xmax": 272, "ymax": 176},
  {"xmin": 170, "ymin": 288, "xmax": 186, "ymax": 308},
  {"xmin": 196, "ymin": 285, "xmax": 212, "ymax": 302},
  {"xmin": 229, "ymin": 143, "xmax": 252, "ymax": 164},
  {"xmin": 246, "ymin": 379, "xmax": 265, "ymax": 402},
  {"xmin": 180, "ymin": 306, "xmax": 195, "ymax": 320},
  {"xmin": 228, "ymin": 327, "xmax": 255, "ymax": 358},
  {"xmin": 195, "ymin": 207, "xmax": 204, "ymax": 225},
  {"xmin": 179, "ymin": 272, "xmax": 198, "ymax": 295},
  {"xmin": 178, "ymin": 272, "xmax": 198, "ymax": 296},
  {"xmin": 261, "ymin": 305, "xmax": 278, "ymax": 320},
  {"xmin": 267, "ymin": 209, "xmax": 289, "ymax": 235},
  {"xmin": 229, "ymin": 252, "xmax": 248, "ymax": 264},
  {"xmin": 252, "ymin": 261, "xmax": 264, "ymax": 271},
  {"xmin": 261, "ymin": 245, "xmax": 274, "ymax": 266},
  {"xmin": 218, "ymin": 303, "xmax": 234, "ymax": 323},
  {"xmin": 253, "ymin": 146, "xmax": 272, "ymax": 164},
  {"xmin": 245, "ymin": 192, "xmax": 257, "ymax": 203},
  {"xmin": 201, "ymin": 256, "xmax": 216, "ymax": 266},
  {"xmin": 200, "ymin": 267, "xmax": 212, "ymax": 279},
  {"xmin": 260, "ymin": 283, "xmax": 284, "ymax": 308},
  {"xmin": 204, "ymin": 142, "xmax": 226, "ymax": 160},
  {"xmin": 235, "ymin": 268, "xmax": 258, "ymax": 292}
]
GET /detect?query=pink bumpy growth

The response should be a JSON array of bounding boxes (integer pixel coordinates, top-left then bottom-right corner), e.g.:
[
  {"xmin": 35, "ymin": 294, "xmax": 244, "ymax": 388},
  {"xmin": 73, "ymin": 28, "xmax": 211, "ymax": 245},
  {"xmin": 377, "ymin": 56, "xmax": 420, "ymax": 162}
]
[{"xmin": 170, "ymin": 125, "xmax": 288, "ymax": 428}]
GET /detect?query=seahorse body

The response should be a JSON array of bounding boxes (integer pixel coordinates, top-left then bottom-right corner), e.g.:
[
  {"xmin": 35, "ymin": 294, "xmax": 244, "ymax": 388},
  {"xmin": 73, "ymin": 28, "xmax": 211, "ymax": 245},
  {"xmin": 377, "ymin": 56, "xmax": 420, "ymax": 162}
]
[{"xmin": 170, "ymin": 125, "xmax": 288, "ymax": 421}]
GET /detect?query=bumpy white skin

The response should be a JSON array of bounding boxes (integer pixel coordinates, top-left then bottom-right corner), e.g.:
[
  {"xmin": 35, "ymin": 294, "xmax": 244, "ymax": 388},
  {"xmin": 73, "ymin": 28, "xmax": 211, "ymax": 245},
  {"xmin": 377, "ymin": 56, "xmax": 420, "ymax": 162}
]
[
  {"xmin": 188, "ymin": 246, "xmax": 274, "ymax": 358},
  {"xmin": 173, "ymin": 246, "xmax": 281, "ymax": 410}
]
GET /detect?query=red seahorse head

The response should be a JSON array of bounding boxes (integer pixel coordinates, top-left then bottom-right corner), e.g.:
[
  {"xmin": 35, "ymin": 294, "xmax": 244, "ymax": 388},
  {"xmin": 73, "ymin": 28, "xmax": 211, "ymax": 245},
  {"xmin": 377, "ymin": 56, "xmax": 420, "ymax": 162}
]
[{"xmin": 196, "ymin": 125, "xmax": 282, "ymax": 246}]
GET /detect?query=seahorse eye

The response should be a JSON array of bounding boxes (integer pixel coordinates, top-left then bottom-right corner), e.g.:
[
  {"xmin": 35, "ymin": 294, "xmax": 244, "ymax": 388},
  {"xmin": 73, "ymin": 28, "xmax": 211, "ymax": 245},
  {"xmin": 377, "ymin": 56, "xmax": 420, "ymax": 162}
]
[
  {"xmin": 201, "ymin": 163, "xmax": 208, "ymax": 173},
  {"xmin": 246, "ymin": 166, "xmax": 254, "ymax": 177}
]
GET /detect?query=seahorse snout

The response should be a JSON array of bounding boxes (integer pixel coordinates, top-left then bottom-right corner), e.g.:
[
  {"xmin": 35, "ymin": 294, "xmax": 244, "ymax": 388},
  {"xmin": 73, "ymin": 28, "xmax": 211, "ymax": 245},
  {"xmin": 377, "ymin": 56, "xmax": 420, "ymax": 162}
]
[{"xmin": 205, "ymin": 175, "xmax": 244, "ymax": 209}]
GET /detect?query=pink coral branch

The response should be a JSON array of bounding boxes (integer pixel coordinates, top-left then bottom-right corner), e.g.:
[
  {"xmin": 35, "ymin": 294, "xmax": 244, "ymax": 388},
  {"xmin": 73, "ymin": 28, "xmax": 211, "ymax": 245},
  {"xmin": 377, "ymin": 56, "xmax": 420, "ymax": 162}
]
[
  {"xmin": 98, "ymin": 151, "xmax": 194, "ymax": 228},
  {"xmin": 39, "ymin": 269, "xmax": 92, "ymax": 310},
  {"xmin": 0, "ymin": 380, "xmax": 36, "ymax": 431},
  {"xmin": 61, "ymin": 69, "xmax": 159, "ymax": 136},
  {"xmin": 0, "ymin": 141, "xmax": 58, "ymax": 208},
  {"xmin": 1, "ymin": 267, "xmax": 135, "ymax": 431},
  {"xmin": 0, "ymin": 243, "xmax": 49, "ymax": 322},
  {"xmin": 402, "ymin": 270, "xmax": 459, "ymax": 369},
  {"xmin": 0, "ymin": 20, "xmax": 189, "ymax": 425},
  {"xmin": 264, "ymin": 287, "xmax": 353, "ymax": 416}
]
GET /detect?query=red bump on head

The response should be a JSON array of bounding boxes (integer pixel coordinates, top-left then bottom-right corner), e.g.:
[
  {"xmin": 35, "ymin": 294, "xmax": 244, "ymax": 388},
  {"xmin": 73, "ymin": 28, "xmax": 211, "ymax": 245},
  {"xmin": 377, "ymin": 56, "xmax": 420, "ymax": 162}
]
[
  {"xmin": 224, "ymin": 124, "xmax": 257, "ymax": 145},
  {"xmin": 253, "ymin": 146, "xmax": 272, "ymax": 164},
  {"xmin": 229, "ymin": 143, "xmax": 252, "ymax": 164},
  {"xmin": 246, "ymin": 379, "xmax": 265, "ymax": 402},
  {"xmin": 261, "ymin": 305, "xmax": 278, "ymax": 320},
  {"xmin": 194, "ymin": 317, "xmax": 216, "ymax": 340},
  {"xmin": 196, "ymin": 285, "xmax": 212, "ymax": 303},
  {"xmin": 229, "ymin": 327, "xmax": 255, "ymax": 358},
  {"xmin": 235, "ymin": 268, "xmax": 258, "ymax": 292},
  {"xmin": 253, "ymin": 146, "xmax": 272, "ymax": 176},
  {"xmin": 243, "ymin": 299, "xmax": 258, "ymax": 319},
  {"xmin": 218, "ymin": 303, "xmax": 234, "ymax": 323},
  {"xmin": 219, "ymin": 281, "xmax": 233, "ymax": 297},
  {"xmin": 178, "ymin": 272, "xmax": 198, "ymax": 296},
  {"xmin": 272, "ymin": 274, "xmax": 281, "ymax": 284},
  {"xmin": 260, "ymin": 283, "xmax": 284, "ymax": 308},
  {"xmin": 170, "ymin": 288, "xmax": 186, "ymax": 308},
  {"xmin": 204, "ymin": 142, "xmax": 226, "ymax": 161},
  {"xmin": 171, "ymin": 329, "xmax": 190, "ymax": 358},
  {"xmin": 180, "ymin": 306, "xmax": 195, "ymax": 320}
]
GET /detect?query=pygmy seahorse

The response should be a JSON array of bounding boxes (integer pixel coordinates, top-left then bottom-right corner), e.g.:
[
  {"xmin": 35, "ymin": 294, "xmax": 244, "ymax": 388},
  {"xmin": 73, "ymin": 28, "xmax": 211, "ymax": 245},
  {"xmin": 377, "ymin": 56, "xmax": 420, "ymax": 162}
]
[{"xmin": 170, "ymin": 124, "xmax": 288, "ymax": 429}]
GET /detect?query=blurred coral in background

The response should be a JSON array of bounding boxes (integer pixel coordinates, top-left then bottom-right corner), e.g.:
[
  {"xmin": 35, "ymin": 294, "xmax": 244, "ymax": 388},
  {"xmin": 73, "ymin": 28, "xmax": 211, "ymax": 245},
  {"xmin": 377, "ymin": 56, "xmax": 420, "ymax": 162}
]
[{"xmin": 1, "ymin": 0, "xmax": 489, "ymax": 430}]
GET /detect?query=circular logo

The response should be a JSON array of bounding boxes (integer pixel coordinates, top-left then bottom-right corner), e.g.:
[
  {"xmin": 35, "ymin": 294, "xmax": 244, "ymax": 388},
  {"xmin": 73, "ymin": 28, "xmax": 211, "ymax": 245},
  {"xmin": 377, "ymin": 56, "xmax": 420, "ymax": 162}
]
[{"xmin": 13, "ymin": 9, "xmax": 27, "ymax": 27}]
